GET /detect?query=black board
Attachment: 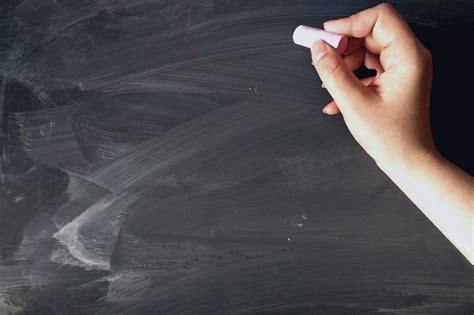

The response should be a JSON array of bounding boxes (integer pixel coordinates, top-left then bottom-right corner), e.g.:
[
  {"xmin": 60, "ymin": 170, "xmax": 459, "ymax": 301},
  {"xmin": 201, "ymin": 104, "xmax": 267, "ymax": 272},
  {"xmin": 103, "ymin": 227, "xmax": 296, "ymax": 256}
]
[{"xmin": 1, "ymin": 0, "xmax": 473, "ymax": 313}]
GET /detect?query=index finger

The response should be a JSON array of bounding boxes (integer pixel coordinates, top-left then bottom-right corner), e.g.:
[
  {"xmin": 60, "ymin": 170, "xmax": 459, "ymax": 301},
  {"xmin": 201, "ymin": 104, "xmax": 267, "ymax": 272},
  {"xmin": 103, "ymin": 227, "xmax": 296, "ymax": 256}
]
[{"xmin": 323, "ymin": 3, "xmax": 419, "ymax": 68}]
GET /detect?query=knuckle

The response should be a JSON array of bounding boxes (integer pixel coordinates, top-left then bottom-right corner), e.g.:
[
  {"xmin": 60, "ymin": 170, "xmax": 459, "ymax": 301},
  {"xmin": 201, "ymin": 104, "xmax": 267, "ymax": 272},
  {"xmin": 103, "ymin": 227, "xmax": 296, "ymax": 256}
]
[
  {"xmin": 406, "ymin": 40, "xmax": 432, "ymax": 63},
  {"xmin": 318, "ymin": 53, "xmax": 344, "ymax": 79},
  {"xmin": 348, "ymin": 13, "xmax": 362, "ymax": 32},
  {"xmin": 408, "ymin": 45, "xmax": 432, "ymax": 75},
  {"xmin": 422, "ymin": 47, "xmax": 432, "ymax": 62},
  {"xmin": 328, "ymin": 62, "xmax": 345, "ymax": 79},
  {"xmin": 377, "ymin": 2, "xmax": 394, "ymax": 13},
  {"xmin": 421, "ymin": 48, "xmax": 433, "ymax": 70},
  {"xmin": 348, "ymin": 13, "xmax": 358, "ymax": 24},
  {"xmin": 416, "ymin": 45, "xmax": 432, "ymax": 66}
]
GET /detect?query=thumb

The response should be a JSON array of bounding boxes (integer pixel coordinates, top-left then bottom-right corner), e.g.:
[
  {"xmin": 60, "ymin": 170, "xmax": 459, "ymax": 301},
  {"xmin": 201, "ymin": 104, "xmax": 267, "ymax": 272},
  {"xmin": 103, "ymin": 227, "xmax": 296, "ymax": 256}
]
[{"xmin": 311, "ymin": 40, "xmax": 372, "ymax": 115}]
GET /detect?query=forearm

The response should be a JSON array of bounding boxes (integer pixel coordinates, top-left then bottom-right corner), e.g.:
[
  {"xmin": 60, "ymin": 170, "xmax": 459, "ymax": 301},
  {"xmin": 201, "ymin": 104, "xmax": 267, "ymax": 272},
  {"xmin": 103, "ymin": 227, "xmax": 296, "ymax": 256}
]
[
  {"xmin": 312, "ymin": 3, "xmax": 472, "ymax": 264},
  {"xmin": 381, "ymin": 150, "xmax": 474, "ymax": 264}
]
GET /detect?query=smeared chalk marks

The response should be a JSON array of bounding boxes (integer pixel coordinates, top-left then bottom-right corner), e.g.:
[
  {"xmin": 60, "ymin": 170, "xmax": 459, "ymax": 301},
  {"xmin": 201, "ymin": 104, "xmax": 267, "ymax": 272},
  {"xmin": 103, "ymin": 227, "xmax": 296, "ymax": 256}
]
[{"xmin": 52, "ymin": 194, "xmax": 136, "ymax": 270}]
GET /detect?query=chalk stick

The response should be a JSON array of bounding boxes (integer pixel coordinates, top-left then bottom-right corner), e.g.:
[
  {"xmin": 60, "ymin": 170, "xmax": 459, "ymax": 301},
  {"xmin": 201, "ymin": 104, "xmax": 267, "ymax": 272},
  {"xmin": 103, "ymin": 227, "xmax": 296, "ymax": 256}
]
[{"xmin": 293, "ymin": 25, "xmax": 348, "ymax": 54}]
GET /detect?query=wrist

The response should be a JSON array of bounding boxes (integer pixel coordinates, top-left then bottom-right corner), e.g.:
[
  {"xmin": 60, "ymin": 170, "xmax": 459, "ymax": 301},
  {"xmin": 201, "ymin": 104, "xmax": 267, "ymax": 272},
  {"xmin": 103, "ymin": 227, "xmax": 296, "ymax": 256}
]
[{"xmin": 376, "ymin": 146, "xmax": 442, "ymax": 179}]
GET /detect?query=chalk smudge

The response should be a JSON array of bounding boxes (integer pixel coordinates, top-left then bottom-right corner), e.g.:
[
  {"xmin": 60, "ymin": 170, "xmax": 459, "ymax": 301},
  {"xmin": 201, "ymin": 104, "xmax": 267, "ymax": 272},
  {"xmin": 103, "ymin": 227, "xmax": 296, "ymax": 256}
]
[
  {"xmin": 53, "ymin": 194, "xmax": 136, "ymax": 270},
  {"xmin": 0, "ymin": 0, "xmax": 473, "ymax": 313}
]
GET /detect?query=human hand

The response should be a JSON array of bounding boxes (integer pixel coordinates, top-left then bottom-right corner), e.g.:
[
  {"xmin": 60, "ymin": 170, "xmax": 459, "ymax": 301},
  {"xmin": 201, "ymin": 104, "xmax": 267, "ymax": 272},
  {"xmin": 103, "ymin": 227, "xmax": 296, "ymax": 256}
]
[{"xmin": 311, "ymin": 3, "xmax": 436, "ymax": 172}]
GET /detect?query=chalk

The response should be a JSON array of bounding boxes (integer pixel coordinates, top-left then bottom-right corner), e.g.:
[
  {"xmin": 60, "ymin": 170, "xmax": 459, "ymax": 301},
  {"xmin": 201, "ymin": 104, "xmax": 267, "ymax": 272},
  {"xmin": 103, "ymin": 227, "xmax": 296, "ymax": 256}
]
[{"xmin": 293, "ymin": 25, "xmax": 348, "ymax": 54}]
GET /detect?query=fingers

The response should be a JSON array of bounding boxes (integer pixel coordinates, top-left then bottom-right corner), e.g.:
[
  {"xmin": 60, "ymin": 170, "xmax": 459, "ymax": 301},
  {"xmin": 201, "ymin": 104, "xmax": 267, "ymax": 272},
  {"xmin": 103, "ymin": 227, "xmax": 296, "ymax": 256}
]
[
  {"xmin": 342, "ymin": 37, "xmax": 363, "ymax": 56},
  {"xmin": 364, "ymin": 50, "xmax": 384, "ymax": 75},
  {"xmin": 343, "ymin": 48, "xmax": 364, "ymax": 71},
  {"xmin": 322, "ymin": 76, "xmax": 376, "ymax": 115},
  {"xmin": 360, "ymin": 76, "xmax": 377, "ymax": 87},
  {"xmin": 320, "ymin": 47, "xmax": 363, "ymax": 88},
  {"xmin": 312, "ymin": 40, "xmax": 373, "ymax": 115},
  {"xmin": 323, "ymin": 3, "xmax": 418, "ymax": 68},
  {"xmin": 342, "ymin": 48, "xmax": 383, "ymax": 75},
  {"xmin": 323, "ymin": 3, "xmax": 413, "ymax": 47},
  {"xmin": 322, "ymin": 101, "xmax": 339, "ymax": 115}
]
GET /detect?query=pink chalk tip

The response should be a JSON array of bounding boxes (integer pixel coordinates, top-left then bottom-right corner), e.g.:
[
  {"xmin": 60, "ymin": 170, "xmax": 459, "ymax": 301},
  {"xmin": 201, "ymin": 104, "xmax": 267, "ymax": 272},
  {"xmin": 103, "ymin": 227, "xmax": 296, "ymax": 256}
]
[{"xmin": 293, "ymin": 25, "xmax": 348, "ymax": 54}]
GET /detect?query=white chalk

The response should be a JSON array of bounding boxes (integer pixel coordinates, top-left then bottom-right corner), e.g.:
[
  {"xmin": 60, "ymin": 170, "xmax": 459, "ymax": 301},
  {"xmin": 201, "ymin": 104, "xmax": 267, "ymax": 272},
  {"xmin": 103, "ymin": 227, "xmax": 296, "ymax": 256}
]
[{"xmin": 293, "ymin": 25, "xmax": 348, "ymax": 54}]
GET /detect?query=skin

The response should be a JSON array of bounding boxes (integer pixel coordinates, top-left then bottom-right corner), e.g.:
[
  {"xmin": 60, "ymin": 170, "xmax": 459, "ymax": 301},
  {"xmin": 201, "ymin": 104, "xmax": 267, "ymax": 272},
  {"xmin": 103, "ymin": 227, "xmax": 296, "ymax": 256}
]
[{"xmin": 311, "ymin": 3, "xmax": 474, "ymax": 264}]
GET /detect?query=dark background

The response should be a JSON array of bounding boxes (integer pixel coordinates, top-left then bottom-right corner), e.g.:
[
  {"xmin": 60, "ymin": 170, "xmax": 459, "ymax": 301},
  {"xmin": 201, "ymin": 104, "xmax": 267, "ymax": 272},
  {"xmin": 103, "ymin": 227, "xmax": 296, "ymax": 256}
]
[{"xmin": 0, "ymin": 0, "xmax": 473, "ymax": 313}]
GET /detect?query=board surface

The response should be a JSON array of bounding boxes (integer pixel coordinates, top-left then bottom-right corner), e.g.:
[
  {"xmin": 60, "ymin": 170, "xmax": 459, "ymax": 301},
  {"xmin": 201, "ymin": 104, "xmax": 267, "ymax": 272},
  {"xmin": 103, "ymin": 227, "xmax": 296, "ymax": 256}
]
[{"xmin": 1, "ymin": 0, "xmax": 473, "ymax": 313}]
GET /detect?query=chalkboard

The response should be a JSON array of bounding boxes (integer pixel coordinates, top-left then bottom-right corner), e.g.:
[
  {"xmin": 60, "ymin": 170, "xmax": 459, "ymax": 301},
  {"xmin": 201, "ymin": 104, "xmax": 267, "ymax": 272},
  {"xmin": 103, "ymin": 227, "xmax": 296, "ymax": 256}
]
[{"xmin": 1, "ymin": 0, "xmax": 473, "ymax": 313}]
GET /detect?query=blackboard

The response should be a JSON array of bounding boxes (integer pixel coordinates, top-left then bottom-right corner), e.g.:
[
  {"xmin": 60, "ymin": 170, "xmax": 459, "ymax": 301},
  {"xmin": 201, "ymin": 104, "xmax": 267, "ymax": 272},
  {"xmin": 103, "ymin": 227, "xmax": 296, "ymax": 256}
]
[{"xmin": 1, "ymin": 0, "xmax": 473, "ymax": 313}]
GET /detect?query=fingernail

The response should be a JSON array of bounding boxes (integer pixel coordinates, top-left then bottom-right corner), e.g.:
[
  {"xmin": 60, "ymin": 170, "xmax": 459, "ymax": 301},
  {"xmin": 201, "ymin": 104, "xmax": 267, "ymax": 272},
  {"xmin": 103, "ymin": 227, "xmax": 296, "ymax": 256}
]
[
  {"xmin": 323, "ymin": 21, "xmax": 334, "ymax": 31},
  {"xmin": 321, "ymin": 82, "xmax": 325, "ymax": 89},
  {"xmin": 311, "ymin": 40, "xmax": 327, "ymax": 63},
  {"xmin": 322, "ymin": 107, "xmax": 328, "ymax": 114}
]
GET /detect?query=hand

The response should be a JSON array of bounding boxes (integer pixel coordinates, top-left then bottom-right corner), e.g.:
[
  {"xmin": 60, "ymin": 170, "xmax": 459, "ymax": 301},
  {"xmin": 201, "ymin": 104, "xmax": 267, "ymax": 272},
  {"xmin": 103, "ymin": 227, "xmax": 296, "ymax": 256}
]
[
  {"xmin": 311, "ymin": 3, "xmax": 436, "ymax": 172},
  {"xmin": 311, "ymin": 3, "xmax": 474, "ymax": 265}
]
